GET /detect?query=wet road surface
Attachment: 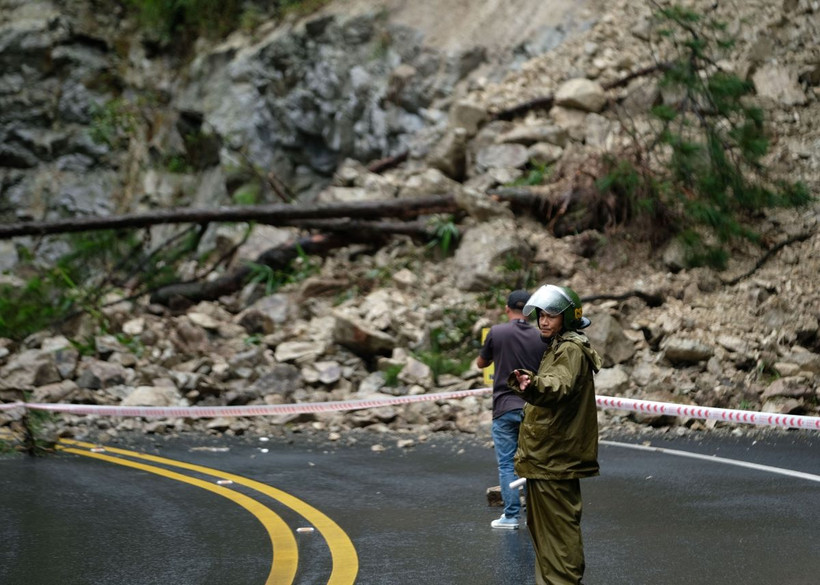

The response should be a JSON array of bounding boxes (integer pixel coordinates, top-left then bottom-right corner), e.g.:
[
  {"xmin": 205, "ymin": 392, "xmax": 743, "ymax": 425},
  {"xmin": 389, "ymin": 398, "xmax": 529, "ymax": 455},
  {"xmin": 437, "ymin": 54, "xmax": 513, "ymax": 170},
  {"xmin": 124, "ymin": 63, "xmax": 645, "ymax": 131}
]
[{"xmin": 1, "ymin": 428, "xmax": 818, "ymax": 585}]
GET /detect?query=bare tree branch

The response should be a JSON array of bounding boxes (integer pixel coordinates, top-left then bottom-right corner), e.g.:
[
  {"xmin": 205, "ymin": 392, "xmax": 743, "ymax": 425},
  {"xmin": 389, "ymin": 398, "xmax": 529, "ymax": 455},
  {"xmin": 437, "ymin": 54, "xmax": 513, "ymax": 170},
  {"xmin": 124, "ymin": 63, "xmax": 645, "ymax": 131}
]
[
  {"xmin": 491, "ymin": 62, "xmax": 672, "ymax": 121},
  {"xmin": 720, "ymin": 231, "xmax": 815, "ymax": 286}
]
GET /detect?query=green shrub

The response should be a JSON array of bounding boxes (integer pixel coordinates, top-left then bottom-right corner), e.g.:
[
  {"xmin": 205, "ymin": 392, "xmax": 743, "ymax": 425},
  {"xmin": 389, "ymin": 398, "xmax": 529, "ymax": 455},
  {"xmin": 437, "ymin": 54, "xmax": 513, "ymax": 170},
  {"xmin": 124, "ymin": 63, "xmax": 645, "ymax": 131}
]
[
  {"xmin": 128, "ymin": 0, "xmax": 245, "ymax": 44},
  {"xmin": 0, "ymin": 277, "xmax": 68, "ymax": 341},
  {"xmin": 0, "ymin": 228, "xmax": 202, "ymax": 341}
]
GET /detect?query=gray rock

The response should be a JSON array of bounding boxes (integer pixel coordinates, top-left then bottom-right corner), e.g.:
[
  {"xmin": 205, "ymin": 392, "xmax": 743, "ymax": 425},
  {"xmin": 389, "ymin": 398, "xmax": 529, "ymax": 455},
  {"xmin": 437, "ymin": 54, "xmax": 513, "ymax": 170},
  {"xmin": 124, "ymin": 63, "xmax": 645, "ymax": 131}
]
[
  {"xmin": 474, "ymin": 143, "xmax": 529, "ymax": 173},
  {"xmin": 453, "ymin": 219, "xmax": 531, "ymax": 291},
  {"xmin": 595, "ymin": 365, "xmax": 630, "ymax": 394},
  {"xmin": 449, "ymin": 100, "xmax": 488, "ymax": 136},
  {"xmin": 121, "ymin": 385, "xmax": 185, "ymax": 407},
  {"xmin": 75, "ymin": 358, "xmax": 131, "ymax": 390},
  {"xmin": 554, "ymin": 78, "xmax": 607, "ymax": 113},
  {"xmin": 332, "ymin": 313, "xmax": 397, "ymax": 357},
  {"xmin": 761, "ymin": 376, "xmax": 813, "ymax": 400},
  {"xmin": 662, "ymin": 338, "xmax": 714, "ymax": 365},
  {"xmin": 752, "ymin": 65, "xmax": 807, "ymax": 106},
  {"xmin": 585, "ymin": 313, "xmax": 636, "ymax": 367},
  {"xmin": 274, "ymin": 341, "xmax": 326, "ymax": 363}
]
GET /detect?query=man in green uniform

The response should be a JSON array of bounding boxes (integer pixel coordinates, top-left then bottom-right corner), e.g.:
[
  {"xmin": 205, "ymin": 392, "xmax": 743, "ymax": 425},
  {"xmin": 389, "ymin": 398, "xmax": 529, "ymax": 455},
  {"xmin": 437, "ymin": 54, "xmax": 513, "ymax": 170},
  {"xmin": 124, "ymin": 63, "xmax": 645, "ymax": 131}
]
[{"xmin": 509, "ymin": 284, "xmax": 602, "ymax": 585}]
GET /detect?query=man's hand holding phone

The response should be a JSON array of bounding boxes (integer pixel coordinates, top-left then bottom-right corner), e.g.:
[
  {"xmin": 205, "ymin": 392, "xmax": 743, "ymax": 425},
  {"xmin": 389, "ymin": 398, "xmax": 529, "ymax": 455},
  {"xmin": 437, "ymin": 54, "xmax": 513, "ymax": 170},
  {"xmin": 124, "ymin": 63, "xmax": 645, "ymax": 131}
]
[{"xmin": 513, "ymin": 369, "xmax": 531, "ymax": 391}]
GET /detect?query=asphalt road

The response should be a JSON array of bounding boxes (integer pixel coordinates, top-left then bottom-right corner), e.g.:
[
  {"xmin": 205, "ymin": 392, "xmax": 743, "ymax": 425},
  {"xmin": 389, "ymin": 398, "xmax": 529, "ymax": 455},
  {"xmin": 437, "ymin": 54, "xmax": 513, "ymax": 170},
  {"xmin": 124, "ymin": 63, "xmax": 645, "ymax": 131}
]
[{"xmin": 1, "ymin": 428, "xmax": 818, "ymax": 585}]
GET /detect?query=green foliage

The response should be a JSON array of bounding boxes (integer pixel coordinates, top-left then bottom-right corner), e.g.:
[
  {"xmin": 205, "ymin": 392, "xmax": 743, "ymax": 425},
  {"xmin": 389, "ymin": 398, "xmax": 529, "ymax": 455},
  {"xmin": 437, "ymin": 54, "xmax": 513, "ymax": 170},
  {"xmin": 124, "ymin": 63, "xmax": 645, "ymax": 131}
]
[
  {"xmin": 738, "ymin": 399, "xmax": 754, "ymax": 410},
  {"xmin": 415, "ymin": 307, "xmax": 483, "ymax": 383},
  {"xmin": 333, "ymin": 285, "xmax": 360, "ymax": 306},
  {"xmin": 0, "ymin": 228, "xmax": 205, "ymax": 341},
  {"xmin": 507, "ymin": 161, "xmax": 553, "ymax": 187},
  {"xmin": 414, "ymin": 349, "xmax": 468, "ymax": 383},
  {"xmin": 165, "ymin": 154, "xmax": 192, "ymax": 174},
  {"xmin": 0, "ymin": 437, "xmax": 14, "ymax": 455},
  {"xmin": 238, "ymin": 4, "xmax": 266, "ymax": 32},
  {"xmin": 127, "ymin": 0, "xmax": 245, "ymax": 44},
  {"xmin": 502, "ymin": 253, "xmax": 522, "ymax": 273},
  {"xmin": 478, "ymin": 286, "xmax": 508, "ymax": 310},
  {"xmin": 69, "ymin": 336, "xmax": 99, "ymax": 357},
  {"xmin": 382, "ymin": 363, "xmax": 404, "ymax": 387},
  {"xmin": 490, "ymin": 254, "xmax": 538, "ymax": 292},
  {"xmin": 246, "ymin": 244, "xmax": 319, "ymax": 295},
  {"xmin": 0, "ymin": 277, "xmax": 67, "ymax": 341},
  {"xmin": 0, "ymin": 224, "xmax": 320, "ymax": 345},
  {"xmin": 89, "ymin": 99, "xmax": 137, "ymax": 148},
  {"xmin": 598, "ymin": 2, "xmax": 813, "ymax": 269},
  {"xmin": 21, "ymin": 408, "xmax": 57, "ymax": 456},
  {"xmin": 127, "ymin": 0, "xmax": 332, "ymax": 48},
  {"xmin": 278, "ymin": 0, "xmax": 333, "ymax": 18},
  {"xmin": 244, "ymin": 333, "xmax": 263, "ymax": 346},
  {"xmin": 0, "ymin": 231, "xmax": 137, "ymax": 340},
  {"xmin": 116, "ymin": 332, "xmax": 145, "ymax": 357},
  {"xmin": 232, "ymin": 182, "xmax": 262, "ymax": 205},
  {"xmin": 363, "ymin": 266, "xmax": 391, "ymax": 285},
  {"xmin": 246, "ymin": 262, "xmax": 279, "ymax": 295}
]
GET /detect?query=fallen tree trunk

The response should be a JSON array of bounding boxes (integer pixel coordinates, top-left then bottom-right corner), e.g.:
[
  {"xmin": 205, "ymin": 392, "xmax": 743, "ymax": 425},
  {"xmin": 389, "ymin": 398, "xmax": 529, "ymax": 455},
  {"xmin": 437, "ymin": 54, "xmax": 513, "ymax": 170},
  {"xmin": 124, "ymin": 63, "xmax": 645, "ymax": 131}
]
[
  {"xmin": 284, "ymin": 218, "xmax": 442, "ymax": 239},
  {"xmin": 0, "ymin": 190, "xmax": 579, "ymax": 241},
  {"xmin": 0, "ymin": 195, "xmax": 459, "ymax": 240},
  {"xmin": 489, "ymin": 185, "xmax": 626, "ymax": 237},
  {"xmin": 581, "ymin": 290, "xmax": 665, "ymax": 308},
  {"xmin": 149, "ymin": 233, "xmax": 359, "ymax": 307}
]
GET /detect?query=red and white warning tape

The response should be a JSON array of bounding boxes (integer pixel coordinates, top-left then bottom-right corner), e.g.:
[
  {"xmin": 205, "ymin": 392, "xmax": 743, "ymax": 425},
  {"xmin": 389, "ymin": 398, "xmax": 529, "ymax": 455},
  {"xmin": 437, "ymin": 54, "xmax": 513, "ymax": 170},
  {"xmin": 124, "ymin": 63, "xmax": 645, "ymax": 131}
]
[
  {"xmin": 2, "ymin": 390, "xmax": 818, "ymax": 431},
  {"xmin": 595, "ymin": 395, "xmax": 820, "ymax": 431},
  {"xmin": 0, "ymin": 388, "xmax": 490, "ymax": 418}
]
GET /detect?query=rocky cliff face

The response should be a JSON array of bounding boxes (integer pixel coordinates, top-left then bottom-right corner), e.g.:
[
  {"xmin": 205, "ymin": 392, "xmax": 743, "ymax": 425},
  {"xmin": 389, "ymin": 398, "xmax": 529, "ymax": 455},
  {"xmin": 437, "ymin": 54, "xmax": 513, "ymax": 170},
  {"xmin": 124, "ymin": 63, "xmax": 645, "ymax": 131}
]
[{"xmin": 0, "ymin": 0, "xmax": 818, "ymax": 444}]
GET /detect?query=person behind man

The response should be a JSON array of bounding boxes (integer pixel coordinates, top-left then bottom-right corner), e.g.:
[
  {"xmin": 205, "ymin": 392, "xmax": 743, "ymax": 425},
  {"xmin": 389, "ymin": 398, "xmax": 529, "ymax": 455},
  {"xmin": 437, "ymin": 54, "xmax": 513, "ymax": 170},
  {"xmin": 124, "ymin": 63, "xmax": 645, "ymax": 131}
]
[
  {"xmin": 476, "ymin": 289, "xmax": 545, "ymax": 530},
  {"xmin": 509, "ymin": 284, "xmax": 602, "ymax": 584}
]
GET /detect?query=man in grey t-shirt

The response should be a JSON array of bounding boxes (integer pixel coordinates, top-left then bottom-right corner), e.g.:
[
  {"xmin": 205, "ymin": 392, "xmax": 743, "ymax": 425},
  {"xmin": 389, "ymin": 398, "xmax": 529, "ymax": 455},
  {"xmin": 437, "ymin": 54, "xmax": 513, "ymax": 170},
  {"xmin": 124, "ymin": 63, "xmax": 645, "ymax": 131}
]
[{"xmin": 477, "ymin": 289, "xmax": 545, "ymax": 529}]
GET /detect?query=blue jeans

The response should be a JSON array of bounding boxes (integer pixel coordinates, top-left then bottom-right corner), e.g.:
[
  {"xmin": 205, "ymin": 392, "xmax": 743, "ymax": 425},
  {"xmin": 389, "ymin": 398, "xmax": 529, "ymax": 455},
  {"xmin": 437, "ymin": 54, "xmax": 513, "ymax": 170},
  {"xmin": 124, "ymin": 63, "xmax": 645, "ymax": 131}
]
[{"xmin": 492, "ymin": 408, "xmax": 524, "ymax": 518}]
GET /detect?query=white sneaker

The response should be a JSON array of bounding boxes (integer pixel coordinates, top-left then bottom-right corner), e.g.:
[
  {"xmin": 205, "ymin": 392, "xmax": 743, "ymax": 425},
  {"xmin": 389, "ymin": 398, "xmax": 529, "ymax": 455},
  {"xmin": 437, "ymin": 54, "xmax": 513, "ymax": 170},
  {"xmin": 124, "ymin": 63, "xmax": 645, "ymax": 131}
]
[{"xmin": 491, "ymin": 514, "xmax": 520, "ymax": 529}]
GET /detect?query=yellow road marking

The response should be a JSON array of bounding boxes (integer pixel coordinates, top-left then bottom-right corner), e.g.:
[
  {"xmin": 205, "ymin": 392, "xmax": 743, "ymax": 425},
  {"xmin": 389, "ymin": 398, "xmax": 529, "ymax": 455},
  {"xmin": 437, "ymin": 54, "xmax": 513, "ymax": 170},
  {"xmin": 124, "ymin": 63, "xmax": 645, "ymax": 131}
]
[
  {"xmin": 59, "ymin": 439, "xmax": 359, "ymax": 585},
  {"xmin": 57, "ymin": 445, "xmax": 298, "ymax": 585}
]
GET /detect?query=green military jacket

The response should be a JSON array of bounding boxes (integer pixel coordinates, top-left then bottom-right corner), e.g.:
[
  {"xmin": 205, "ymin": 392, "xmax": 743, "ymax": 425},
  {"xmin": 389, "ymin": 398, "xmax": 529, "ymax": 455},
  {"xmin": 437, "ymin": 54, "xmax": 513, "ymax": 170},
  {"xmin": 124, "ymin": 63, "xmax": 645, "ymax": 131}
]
[{"xmin": 507, "ymin": 331, "xmax": 603, "ymax": 480}]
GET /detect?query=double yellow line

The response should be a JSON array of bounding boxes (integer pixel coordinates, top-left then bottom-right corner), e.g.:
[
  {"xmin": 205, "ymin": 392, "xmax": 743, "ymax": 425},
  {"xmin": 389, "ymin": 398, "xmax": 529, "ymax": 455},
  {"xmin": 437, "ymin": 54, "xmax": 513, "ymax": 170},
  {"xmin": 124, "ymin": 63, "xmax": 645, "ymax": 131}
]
[{"xmin": 58, "ymin": 439, "xmax": 358, "ymax": 585}]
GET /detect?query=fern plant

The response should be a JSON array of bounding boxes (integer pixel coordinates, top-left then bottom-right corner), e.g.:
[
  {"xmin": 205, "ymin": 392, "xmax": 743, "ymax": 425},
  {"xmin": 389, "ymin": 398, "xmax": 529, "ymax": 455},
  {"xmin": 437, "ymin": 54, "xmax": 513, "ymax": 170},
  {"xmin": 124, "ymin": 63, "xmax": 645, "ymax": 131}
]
[{"xmin": 426, "ymin": 215, "xmax": 460, "ymax": 256}]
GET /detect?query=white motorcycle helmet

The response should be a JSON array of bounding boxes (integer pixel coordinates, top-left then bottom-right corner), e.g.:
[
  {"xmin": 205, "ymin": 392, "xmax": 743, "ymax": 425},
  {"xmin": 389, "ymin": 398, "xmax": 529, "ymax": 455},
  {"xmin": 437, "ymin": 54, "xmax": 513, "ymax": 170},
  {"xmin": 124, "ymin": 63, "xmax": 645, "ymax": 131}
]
[{"xmin": 523, "ymin": 284, "xmax": 591, "ymax": 330}]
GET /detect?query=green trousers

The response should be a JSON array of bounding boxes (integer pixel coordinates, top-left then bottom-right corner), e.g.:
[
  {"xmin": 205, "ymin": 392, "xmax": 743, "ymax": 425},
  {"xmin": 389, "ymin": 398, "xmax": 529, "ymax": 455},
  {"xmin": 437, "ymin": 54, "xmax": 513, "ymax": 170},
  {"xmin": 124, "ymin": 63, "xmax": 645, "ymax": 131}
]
[{"xmin": 526, "ymin": 478, "xmax": 585, "ymax": 585}]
